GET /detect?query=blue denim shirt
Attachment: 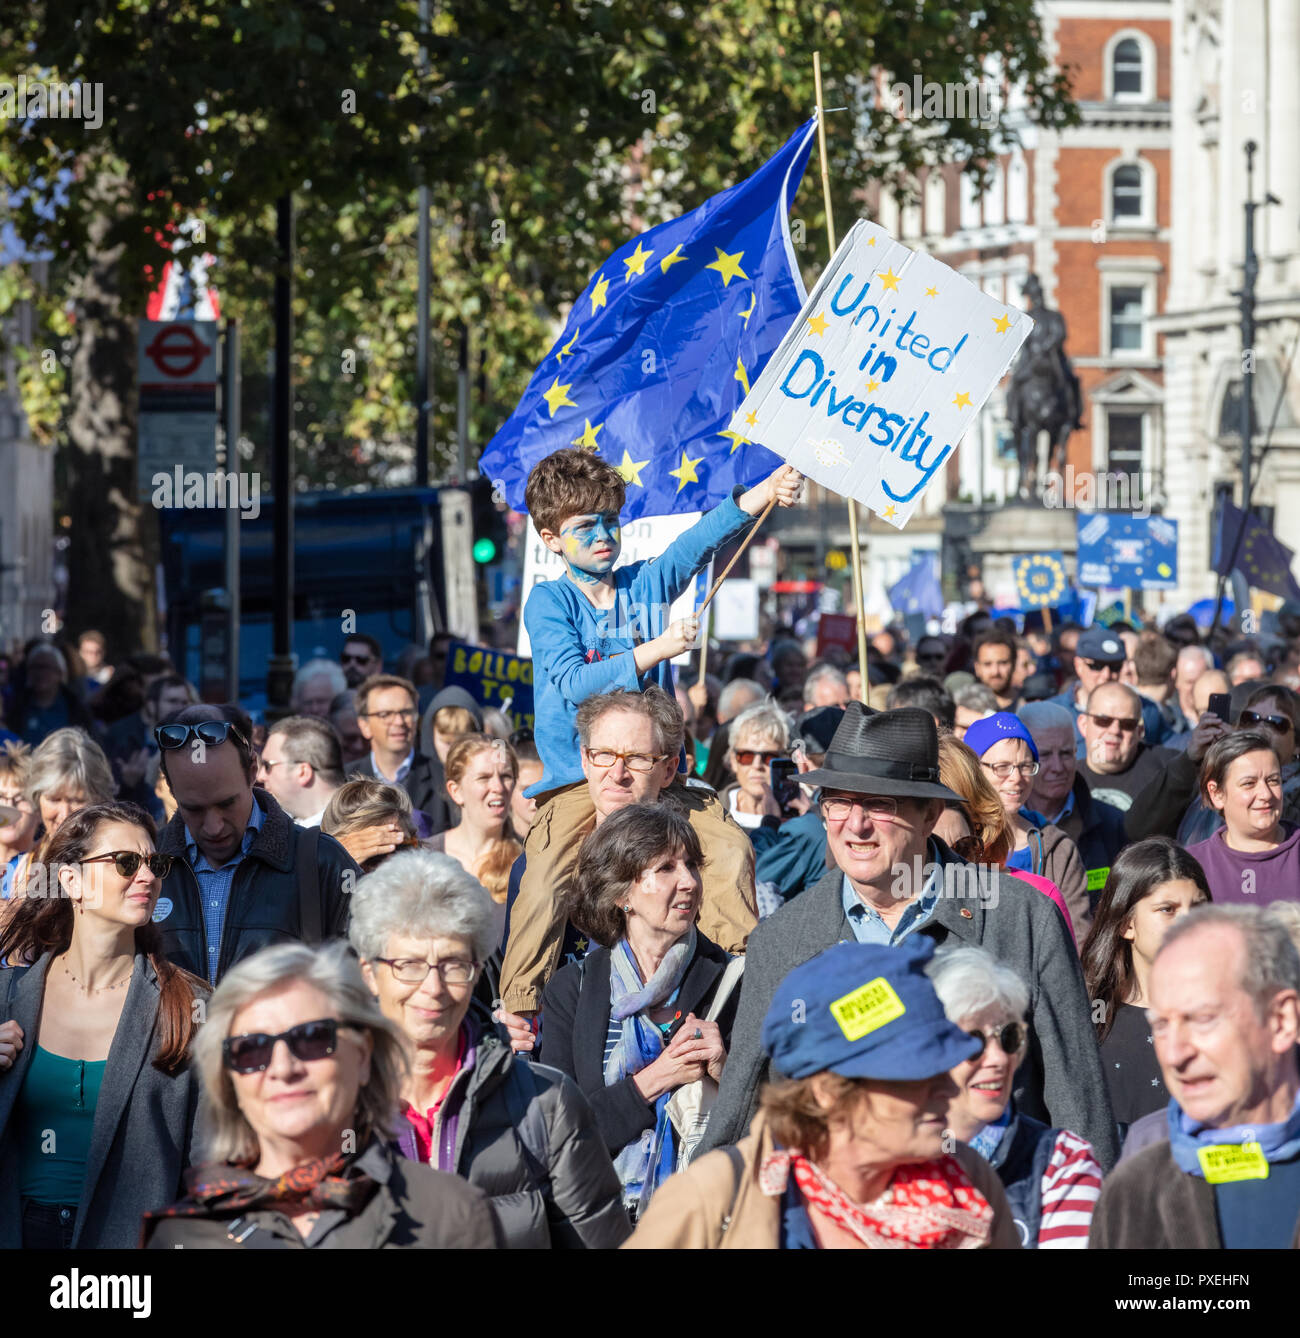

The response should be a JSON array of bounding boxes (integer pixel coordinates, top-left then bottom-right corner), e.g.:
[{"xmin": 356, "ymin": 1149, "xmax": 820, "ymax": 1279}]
[
  {"xmin": 184, "ymin": 793, "xmax": 266, "ymax": 982},
  {"xmin": 840, "ymin": 841, "xmax": 942, "ymax": 945}
]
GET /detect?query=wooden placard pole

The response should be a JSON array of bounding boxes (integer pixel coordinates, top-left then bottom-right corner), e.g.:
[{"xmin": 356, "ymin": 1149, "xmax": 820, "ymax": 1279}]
[{"xmin": 813, "ymin": 50, "xmax": 870, "ymax": 706}]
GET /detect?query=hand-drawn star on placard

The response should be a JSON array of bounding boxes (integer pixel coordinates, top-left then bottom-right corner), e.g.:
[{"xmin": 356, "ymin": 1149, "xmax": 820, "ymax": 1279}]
[
  {"xmin": 877, "ymin": 268, "xmax": 901, "ymax": 292},
  {"xmin": 706, "ymin": 247, "xmax": 748, "ymax": 287},
  {"xmin": 993, "ymin": 312, "xmax": 1012, "ymax": 333},
  {"xmin": 669, "ymin": 449, "xmax": 704, "ymax": 491},
  {"xmin": 866, "ymin": 235, "xmax": 877, "ymax": 247},
  {"xmin": 952, "ymin": 391, "xmax": 972, "ymax": 410},
  {"xmin": 865, "ymin": 378, "xmax": 881, "ymax": 392},
  {"xmin": 659, "ymin": 244, "xmax": 686, "ymax": 274},
  {"xmin": 615, "ymin": 450, "xmax": 649, "ymax": 487},
  {"xmin": 924, "ymin": 285, "xmax": 938, "ymax": 298},
  {"xmin": 882, "ymin": 504, "xmax": 898, "ymax": 520},
  {"xmin": 623, "ymin": 241, "xmax": 654, "ymax": 281},
  {"xmin": 744, "ymin": 410, "xmax": 758, "ymax": 427},
  {"xmin": 571, "ymin": 418, "xmax": 603, "ymax": 449},
  {"xmin": 542, "ymin": 378, "xmax": 577, "ymax": 418},
  {"xmin": 590, "ymin": 274, "xmax": 610, "ymax": 313},
  {"xmin": 806, "ymin": 312, "xmax": 829, "ymax": 336}
]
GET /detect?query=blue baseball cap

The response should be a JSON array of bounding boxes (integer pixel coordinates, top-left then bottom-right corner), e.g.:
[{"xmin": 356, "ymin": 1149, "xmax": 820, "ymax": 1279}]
[
  {"xmin": 761, "ymin": 939, "xmax": 983, "ymax": 1082},
  {"xmin": 963, "ymin": 711, "xmax": 1039, "ymax": 763}
]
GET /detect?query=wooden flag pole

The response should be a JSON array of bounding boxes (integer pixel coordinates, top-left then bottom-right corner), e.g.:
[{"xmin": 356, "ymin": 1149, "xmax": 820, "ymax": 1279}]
[
  {"xmin": 1043, "ymin": 605, "xmax": 1053, "ymax": 634},
  {"xmin": 696, "ymin": 497, "xmax": 777, "ymax": 616},
  {"xmin": 814, "ymin": 50, "xmax": 870, "ymax": 706}
]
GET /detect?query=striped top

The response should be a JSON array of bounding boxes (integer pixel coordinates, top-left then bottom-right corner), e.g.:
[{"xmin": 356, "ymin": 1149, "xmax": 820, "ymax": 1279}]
[{"xmin": 1036, "ymin": 1129, "xmax": 1104, "ymax": 1248}]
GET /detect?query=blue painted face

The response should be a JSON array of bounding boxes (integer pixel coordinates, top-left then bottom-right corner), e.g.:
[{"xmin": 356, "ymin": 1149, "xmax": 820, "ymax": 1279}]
[{"xmin": 558, "ymin": 512, "xmax": 622, "ymax": 582}]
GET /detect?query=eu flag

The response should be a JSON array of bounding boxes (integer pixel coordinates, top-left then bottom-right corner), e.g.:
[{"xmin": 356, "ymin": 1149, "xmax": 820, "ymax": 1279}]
[
  {"xmin": 1013, "ymin": 552, "xmax": 1068, "ymax": 609},
  {"xmin": 887, "ymin": 552, "xmax": 943, "ymax": 619},
  {"xmin": 1213, "ymin": 500, "xmax": 1300, "ymax": 601},
  {"xmin": 479, "ymin": 119, "xmax": 817, "ymax": 520}
]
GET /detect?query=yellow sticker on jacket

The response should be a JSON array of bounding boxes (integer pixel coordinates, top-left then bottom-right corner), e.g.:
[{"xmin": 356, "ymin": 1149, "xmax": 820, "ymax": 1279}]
[
  {"xmin": 829, "ymin": 977, "xmax": 905, "ymax": 1041},
  {"xmin": 1086, "ymin": 866, "xmax": 1110, "ymax": 892},
  {"xmin": 1197, "ymin": 1143, "xmax": 1270, "ymax": 1184}
]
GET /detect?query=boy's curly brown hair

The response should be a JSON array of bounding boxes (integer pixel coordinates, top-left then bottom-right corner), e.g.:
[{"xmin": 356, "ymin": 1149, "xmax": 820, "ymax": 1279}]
[{"xmin": 524, "ymin": 448, "xmax": 626, "ymax": 536}]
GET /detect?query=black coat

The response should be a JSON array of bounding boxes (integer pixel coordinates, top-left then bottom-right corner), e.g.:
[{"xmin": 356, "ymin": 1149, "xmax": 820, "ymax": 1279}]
[
  {"xmin": 152, "ymin": 789, "xmax": 359, "ymax": 983},
  {"xmin": 539, "ymin": 934, "xmax": 739, "ymax": 1158},
  {"xmin": 344, "ymin": 750, "xmax": 457, "ymax": 835}
]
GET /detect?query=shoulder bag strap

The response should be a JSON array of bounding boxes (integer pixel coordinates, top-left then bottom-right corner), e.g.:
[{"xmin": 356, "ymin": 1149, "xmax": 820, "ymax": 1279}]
[
  {"xmin": 704, "ymin": 956, "xmax": 745, "ymax": 1024},
  {"xmin": 296, "ymin": 827, "xmax": 323, "ymax": 945},
  {"xmin": 718, "ymin": 1144, "xmax": 745, "ymax": 1239}
]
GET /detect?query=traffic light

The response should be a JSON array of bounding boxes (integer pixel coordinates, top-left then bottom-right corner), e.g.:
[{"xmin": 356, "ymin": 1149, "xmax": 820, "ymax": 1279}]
[{"xmin": 470, "ymin": 477, "xmax": 508, "ymax": 565}]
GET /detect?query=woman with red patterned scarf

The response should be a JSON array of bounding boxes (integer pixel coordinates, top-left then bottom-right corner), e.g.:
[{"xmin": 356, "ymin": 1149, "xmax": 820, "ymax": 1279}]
[
  {"xmin": 625, "ymin": 938, "xmax": 1021, "ymax": 1249},
  {"xmin": 142, "ymin": 942, "xmax": 499, "ymax": 1249}
]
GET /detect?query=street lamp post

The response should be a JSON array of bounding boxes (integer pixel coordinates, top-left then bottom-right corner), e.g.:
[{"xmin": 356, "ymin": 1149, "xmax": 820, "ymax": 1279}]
[{"xmin": 266, "ymin": 192, "xmax": 296, "ymax": 719}]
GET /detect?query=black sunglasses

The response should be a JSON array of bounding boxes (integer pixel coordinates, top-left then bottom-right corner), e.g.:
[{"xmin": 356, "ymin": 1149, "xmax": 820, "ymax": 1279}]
[
  {"xmin": 82, "ymin": 850, "xmax": 174, "ymax": 880},
  {"xmin": 222, "ymin": 1018, "xmax": 357, "ymax": 1074},
  {"xmin": 967, "ymin": 1022, "xmax": 1026, "ymax": 1055},
  {"xmin": 1082, "ymin": 659, "xmax": 1121, "ymax": 673},
  {"xmin": 155, "ymin": 720, "xmax": 250, "ymax": 751},
  {"xmin": 1240, "ymin": 710, "xmax": 1293, "ymax": 733}
]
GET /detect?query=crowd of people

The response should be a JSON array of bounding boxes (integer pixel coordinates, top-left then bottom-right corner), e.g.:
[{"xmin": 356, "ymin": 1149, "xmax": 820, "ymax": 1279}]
[{"xmin": 0, "ymin": 448, "xmax": 1298, "ymax": 1251}]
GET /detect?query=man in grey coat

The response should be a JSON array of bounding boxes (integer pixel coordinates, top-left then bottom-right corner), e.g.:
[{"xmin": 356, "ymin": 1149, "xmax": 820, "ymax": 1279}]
[{"xmin": 698, "ymin": 705, "xmax": 1119, "ymax": 1170}]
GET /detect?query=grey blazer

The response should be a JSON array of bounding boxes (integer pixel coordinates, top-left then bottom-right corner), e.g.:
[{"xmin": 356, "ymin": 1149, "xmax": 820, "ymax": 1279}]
[
  {"xmin": 698, "ymin": 846, "xmax": 1120, "ymax": 1170},
  {"xmin": 0, "ymin": 951, "xmax": 206, "ymax": 1248}
]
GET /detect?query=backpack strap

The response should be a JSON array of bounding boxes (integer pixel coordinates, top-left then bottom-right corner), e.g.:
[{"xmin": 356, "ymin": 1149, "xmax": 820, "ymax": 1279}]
[
  {"xmin": 295, "ymin": 827, "xmax": 323, "ymax": 945},
  {"xmin": 718, "ymin": 1144, "xmax": 745, "ymax": 1239}
]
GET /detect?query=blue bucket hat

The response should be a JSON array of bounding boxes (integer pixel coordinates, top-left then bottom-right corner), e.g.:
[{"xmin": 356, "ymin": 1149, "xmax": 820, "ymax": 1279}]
[
  {"xmin": 962, "ymin": 711, "xmax": 1039, "ymax": 763},
  {"xmin": 761, "ymin": 939, "xmax": 982, "ymax": 1082}
]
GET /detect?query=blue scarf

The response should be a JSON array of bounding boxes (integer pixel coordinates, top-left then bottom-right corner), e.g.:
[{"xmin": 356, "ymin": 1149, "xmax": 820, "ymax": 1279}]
[
  {"xmin": 1166, "ymin": 1087, "xmax": 1300, "ymax": 1177},
  {"xmin": 604, "ymin": 929, "xmax": 696, "ymax": 1215},
  {"xmin": 967, "ymin": 1105, "xmax": 1012, "ymax": 1162}
]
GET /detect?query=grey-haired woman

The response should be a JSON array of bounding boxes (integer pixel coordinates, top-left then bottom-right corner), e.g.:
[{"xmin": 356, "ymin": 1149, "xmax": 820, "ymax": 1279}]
[
  {"xmin": 349, "ymin": 848, "xmax": 629, "ymax": 1248},
  {"xmin": 142, "ymin": 941, "xmax": 499, "ymax": 1249}
]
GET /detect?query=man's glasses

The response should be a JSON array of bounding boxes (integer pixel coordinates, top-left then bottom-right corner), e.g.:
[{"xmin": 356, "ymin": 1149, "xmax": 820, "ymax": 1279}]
[
  {"xmin": 1240, "ymin": 710, "xmax": 1293, "ymax": 733},
  {"xmin": 156, "ymin": 720, "xmax": 250, "ymax": 751},
  {"xmin": 1081, "ymin": 659, "xmax": 1121, "ymax": 674},
  {"xmin": 981, "ymin": 760, "xmax": 1040, "ymax": 779},
  {"xmin": 374, "ymin": 957, "xmax": 480, "ymax": 986},
  {"xmin": 362, "ymin": 708, "xmax": 417, "ymax": 723},
  {"xmin": 1085, "ymin": 713, "xmax": 1140, "ymax": 732},
  {"xmin": 340, "ymin": 653, "xmax": 373, "ymax": 665},
  {"xmin": 222, "ymin": 1018, "xmax": 359, "ymax": 1074},
  {"xmin": 819, "ymin": 793, "xmax": 900, "ymax": 822},
  {"xmin": 81, "ymin": 851, "xmax": 174, "ymax": 880},
  {"xmin": 967, "ymin": 1022, "xmax": 1026, "ymax": 1056},
  {"xmin": 259, "ymin": 758, "xmax": 306, "ymax": 773},
  {"xmin": 734, "ymin": 749, "xmax": 782, "ymax": 766},
  {"xmin": 583, "ymin": 747, "xmax": 670, "ymax": 774}
]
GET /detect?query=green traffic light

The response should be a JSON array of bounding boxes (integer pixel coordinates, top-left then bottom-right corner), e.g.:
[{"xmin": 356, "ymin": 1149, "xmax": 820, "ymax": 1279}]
[{"xmin": 473, "ymin": 537, "xmax": 497, "ymax": 564}]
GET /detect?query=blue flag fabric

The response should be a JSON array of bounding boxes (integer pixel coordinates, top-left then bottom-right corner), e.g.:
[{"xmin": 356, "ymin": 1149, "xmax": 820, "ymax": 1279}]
[
  {"xmin": 887, "ymin": 552, "xmax": 943, "ymax": 619},
  {"xmin": 1212, "ymin": 500, "xmax": 1300, "ymax": 601},
  {"xmin": 479, "ymin": 119, "xmax": 817, "ymax": 521}
]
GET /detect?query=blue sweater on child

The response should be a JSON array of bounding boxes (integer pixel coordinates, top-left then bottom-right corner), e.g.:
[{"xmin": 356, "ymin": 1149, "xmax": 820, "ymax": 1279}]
[{"xmin": 524, "ymin": 490, "xmax": 755, "ymax": 797}]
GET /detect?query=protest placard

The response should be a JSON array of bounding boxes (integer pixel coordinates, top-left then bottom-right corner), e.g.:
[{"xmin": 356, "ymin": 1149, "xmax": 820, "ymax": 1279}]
[
  {"xmin": 444, "ymin": 641, "xmax": 535, "ymax": 732},
  {"xmin": 1077, "ymin": 513, "xmax": 1178, "ymax": 590},
  {"xmin": 727, "ymin": 219, "xmax": 1033, "ymax": 527}
]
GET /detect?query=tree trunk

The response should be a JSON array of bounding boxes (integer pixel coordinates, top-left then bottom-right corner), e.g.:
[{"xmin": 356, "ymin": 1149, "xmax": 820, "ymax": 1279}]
[{"xmin": 63, "ymin": 174, "xmax": 159, "ymax": 659}]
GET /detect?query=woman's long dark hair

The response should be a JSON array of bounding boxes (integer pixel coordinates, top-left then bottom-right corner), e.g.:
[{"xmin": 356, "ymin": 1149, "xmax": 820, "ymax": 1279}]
[
  {"xmin": 1080, "ymin": 836, "xmax": 1212, "ymax": 1042},
  {"xmin": 0, "ymin": 801, "xmax": 203, "ymax": 1073}
]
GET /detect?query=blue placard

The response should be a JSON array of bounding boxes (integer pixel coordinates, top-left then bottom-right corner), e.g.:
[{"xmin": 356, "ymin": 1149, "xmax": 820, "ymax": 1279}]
[
  {"xmin": 444, "ymin": 642, "xmax": 535, "ymax": 732},
  {"xmin": 1076, "ymin": 513, "xmax": 1178, "ymax": 591},
  {"xmin": 1013, "ymin": 552, "xmax": 1068, "ymax": 609}
]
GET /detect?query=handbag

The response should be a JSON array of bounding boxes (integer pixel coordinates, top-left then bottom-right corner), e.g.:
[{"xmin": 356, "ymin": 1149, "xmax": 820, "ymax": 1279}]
[{"xmin": 665, "ymin": 955, "xmax": 745, "ymax": 1170}]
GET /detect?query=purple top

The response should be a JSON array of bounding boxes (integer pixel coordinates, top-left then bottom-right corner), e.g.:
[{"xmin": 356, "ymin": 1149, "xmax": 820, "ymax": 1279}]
[
  {"xmin": 393, "ymin": 1019, "xmax": 479, "ymax": 1173},
  {"xmin": 1186, "ymin": 821, "xmax": 1300, "ymax": 907}
]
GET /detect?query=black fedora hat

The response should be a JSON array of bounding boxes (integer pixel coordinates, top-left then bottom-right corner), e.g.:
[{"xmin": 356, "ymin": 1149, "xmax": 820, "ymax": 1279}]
[{"xmin": 800, "ymin": 704, "xmax": 961, "ymax": 802}]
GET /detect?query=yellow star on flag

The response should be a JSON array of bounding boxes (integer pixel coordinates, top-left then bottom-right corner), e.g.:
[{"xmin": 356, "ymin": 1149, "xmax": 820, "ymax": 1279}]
[
  {"xmin": 556, "ymin": 328, "xmax": 579, "ymax": 363},
  {"xmin": 807, "ymin": 312, "xmax": 829, "ymax": 337},
  {"xmin": 623, "ymin": 241, "xmax": 654, "ymax": 281},
  {"xmin": 735, "ymin": 356, "xmax": 751, "ymax": 396},
  {"xmin": 865, "ymin": 378, "xmax": 881, "ymax": 393},
  {"xmin": 542, "ymin": 378, "xmax": 577, "ymax": 418},
  {"xmin": 669, "ymin": 450, "xmax": 704, "ymax": 491},
  {"xmin": 744, "ymin": 410, "xmax": 758, "ymax": 427},
  {"xmin": 740, "ymin": 292, "xmax": 757, "ymax": 327},
  {"xmin": 877, "ymin": 268, "xmax": 901, "ymax": 292},
  {"xmin": 590, "ymin": 274, "xmax": 610, "ymax": 314},
  {"xmin": 952, "ymin": 391, "xmax": 972, "ymax": 410},
  {"xmin": 571, "ymin": 418, "xmax": 603, "ymax": 449},
  {"xmin": 706, "ymin": 247, "xmax": 748, "ymax": 287},
  {"xmin": 720, "ymin": 430, "xmax": 751, "ymax": 454},
  {"xmin": 993, "ymin": 312, "xmax": 1012, "ymax": 333},
  {"xmin": 882, "ymin": 505, "xmax": 898, "ymax": 520},
  {"xmin": 659, "ymin": 244, "xmax": 686, "ymax": 274},
  {"xmin": 924, "ymin": 286, "xmax": 938, "ymax": 298},
  {"xmin": 615, "ymin": 450, "xmax": 650, "ymax": 487}
]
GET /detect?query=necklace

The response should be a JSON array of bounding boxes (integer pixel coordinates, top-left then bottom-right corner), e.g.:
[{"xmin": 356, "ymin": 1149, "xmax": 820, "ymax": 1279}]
[{"xmin": 61, "ymin": 960, "xmax": 133, "ymax": 994}]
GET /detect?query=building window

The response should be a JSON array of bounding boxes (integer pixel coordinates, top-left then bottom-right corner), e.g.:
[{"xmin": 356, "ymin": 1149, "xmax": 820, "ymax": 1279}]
[
  {"xmin": 924, "ymin": 172, "xmax": 946, "ymax": 236},
  {"xmin": 1109, "ymin": 286, "xmax": 1145, "ymax": 352},
  {"xmin": 1111, "ymin": 164, "xmax": 1143, "ymax": 218},
  {"xmin": 1112, "ymin": 39, "xmax": 1144, "ymax": 97},
  {"xmin": 1107, "ymin": 411, "xmax": 1144, "ymax": 474}
]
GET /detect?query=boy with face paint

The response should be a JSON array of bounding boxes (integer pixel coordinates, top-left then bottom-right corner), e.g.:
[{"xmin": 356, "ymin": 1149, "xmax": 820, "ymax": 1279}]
[{"xmin": 498, "ymin": 448, "xmax": 804, "ymax": 1019}]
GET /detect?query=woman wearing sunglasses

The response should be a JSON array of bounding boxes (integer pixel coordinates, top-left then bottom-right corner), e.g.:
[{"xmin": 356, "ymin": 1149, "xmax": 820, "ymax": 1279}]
[
  {"xmin": 720, "ymin": 699, "xmax": 794, "ymax": 832},
  {"xmin": 0, "ymin": 801, "xmax": 206, "ymax": 1248},
  {"xmin": 929, "ymin": 946, "xmax": 1103, "ymax": 1249},
  {"xmin": 143, "ymin": 940, "xmax": 500, "ymax": 1249}
]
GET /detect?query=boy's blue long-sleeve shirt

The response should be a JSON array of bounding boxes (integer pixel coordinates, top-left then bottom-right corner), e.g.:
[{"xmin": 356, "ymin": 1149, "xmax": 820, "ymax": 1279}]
[{"xmin": 525, "ymin": 490, "xmax": 755, "ymax": 796}]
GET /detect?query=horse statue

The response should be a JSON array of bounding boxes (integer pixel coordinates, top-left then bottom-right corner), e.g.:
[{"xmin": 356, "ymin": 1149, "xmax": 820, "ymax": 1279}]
[{"xmin": 1005, "ymin": 274, "xmax": 1084, "ymax": 502}]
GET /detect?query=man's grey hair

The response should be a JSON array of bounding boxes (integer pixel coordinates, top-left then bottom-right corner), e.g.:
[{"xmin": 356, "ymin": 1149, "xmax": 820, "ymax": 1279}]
[
  {"xmin": 575, "ymin": 685, "xmax": 684, "ymax": 758},
  {"xmin": 1017, "ymin": 700, "xmax": 1076, "ymax": 739},
  {"xmin": 1178, "ymin": 644, "xmax": 1215, "ymax": 672},
  {"xmin": 26, "ymin": 644, "xmax": 67, "ymax": 676},
  {"xmin": 1085, "ymin": 680, "xmax": 1144, "ymax": 715},
  {"xmin": 717, "ymin": 678, "xmax": 767, "ymax": 724},
  {"xmin": 291, "ymin": 658, "xmax": 348, "ymax": 704},
  {"xmin": 953, "ymin": 682, "xmax": 999, "ymax": 713},
  {"xmin": 267, "ymin": 715, "xmax": 346, "ymax": 787},
  {"xmin": 1158, "ymin": 905, "xmax": 1300, "ymax": 1019},
  {"xmin": 193, "ymin": 941, "xmax": 410, "ymax": 1165},
  {"xmin": 348, "ymin": 848, "xmax": 498, "ymax": 965},
  {"xmin": 27, "ymin": 727, "xmax": 117, "ymax": 806},
  {"xmin": 803, "ymin": 663, "xmax": 848, "ymax": 707},
  {"xmin": 728, "ymin": 698, "xmax": 791, "ymax": 753},
  {"xmin": 927, "ymin": 945, "xmax": 1029, "ymax": 1027}
]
